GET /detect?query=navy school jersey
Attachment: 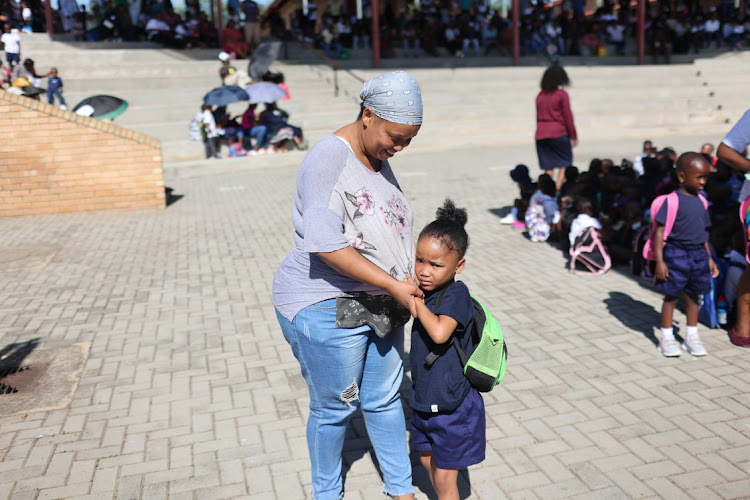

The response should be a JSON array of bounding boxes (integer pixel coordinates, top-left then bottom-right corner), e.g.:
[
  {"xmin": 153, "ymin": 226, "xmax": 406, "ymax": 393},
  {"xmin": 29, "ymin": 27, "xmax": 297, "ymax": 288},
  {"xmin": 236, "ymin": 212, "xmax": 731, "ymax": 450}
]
[
  {"xmin": 409, "ymin": 281, "xmax": 475, "ymax": 414},
  {"xmin": 654, "ymin": 191, "xmax": 711, "ymax": 247}
]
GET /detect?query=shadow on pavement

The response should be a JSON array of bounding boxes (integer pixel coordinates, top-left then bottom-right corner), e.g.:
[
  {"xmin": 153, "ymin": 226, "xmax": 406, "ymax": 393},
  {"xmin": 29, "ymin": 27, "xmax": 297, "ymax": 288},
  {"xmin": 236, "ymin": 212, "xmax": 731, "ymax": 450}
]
[
  {"xmin": 603, "ymin": 291, "xmax": 661, "ymax": 347},
  {"xmin": 0, "ymin": 338, "xmax": 41, "ymax": 394},
  {"xmin": 165, "ymin": 186, "xmax": 183, "ymax": 207}
]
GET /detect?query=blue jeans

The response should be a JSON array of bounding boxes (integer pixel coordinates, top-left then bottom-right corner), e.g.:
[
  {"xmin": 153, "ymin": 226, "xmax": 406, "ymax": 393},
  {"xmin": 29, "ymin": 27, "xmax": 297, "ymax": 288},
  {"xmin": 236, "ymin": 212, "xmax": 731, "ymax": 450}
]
[
  {"xmin": 276, "ymin": 300, "xmax": 413, "ymax": 500},
  {"xmin": 243, "ymin": 125, "xmax": 267, "ymax": 149},
  {"xmin": 47, "ymin": 88, "xmax": 66, "ymax": 106}
]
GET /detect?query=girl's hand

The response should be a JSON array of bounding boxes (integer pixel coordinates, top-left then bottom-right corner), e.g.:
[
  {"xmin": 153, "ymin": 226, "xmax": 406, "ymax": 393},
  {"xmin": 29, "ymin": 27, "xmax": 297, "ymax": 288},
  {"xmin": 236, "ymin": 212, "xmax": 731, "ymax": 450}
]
[
  {"xmin": 655, "ymin": 261, "xmax": 669, "ymax": 281},
  {"xmin": 571, "ymin": 139, "xmax": 578, "ymax": 148},
  {"xmin": 390, "ymin": 279, "xmax": 423, "ymax": 318}
]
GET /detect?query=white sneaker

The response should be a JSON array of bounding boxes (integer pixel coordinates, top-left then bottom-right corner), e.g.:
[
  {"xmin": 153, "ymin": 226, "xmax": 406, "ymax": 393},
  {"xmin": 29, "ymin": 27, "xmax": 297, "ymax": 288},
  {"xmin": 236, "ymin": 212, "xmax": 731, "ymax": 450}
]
[
  {"xmin": 59, "ymin": 104, "xmax": 67, "ymax": 110},
  {"xmin": 500, "ymin": 213, "xmax": 516, "ymax": 224},
  {"xmin": 659, "ymin": 336, "xmax": 681, "ymax": 357},
  {"xmin": 682, "ymin": 335, "xmax": 708, "ymax": 356}
]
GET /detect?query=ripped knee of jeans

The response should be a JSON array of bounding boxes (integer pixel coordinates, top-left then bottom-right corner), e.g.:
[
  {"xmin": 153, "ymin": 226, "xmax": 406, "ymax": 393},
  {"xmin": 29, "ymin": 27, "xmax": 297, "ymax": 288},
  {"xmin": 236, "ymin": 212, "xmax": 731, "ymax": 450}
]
[{"xmin": 339, "ymin": 379, "xmax": 359, "ymax": 409}]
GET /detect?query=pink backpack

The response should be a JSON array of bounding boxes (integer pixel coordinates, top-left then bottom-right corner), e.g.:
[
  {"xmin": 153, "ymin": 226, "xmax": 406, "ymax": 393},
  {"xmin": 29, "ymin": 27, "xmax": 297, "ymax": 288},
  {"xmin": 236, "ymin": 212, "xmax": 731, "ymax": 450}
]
[
  {"xmin": 642, "ymin": 191, "xmax": 708, "ymax": 261},
  {"xmin": 570, "ymin": 226, "xmax": 611, "ymax": 275}
]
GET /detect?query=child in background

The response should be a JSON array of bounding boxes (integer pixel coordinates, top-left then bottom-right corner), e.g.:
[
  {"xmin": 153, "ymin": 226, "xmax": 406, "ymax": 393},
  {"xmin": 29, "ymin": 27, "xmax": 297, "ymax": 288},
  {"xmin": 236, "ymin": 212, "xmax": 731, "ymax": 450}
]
[
  {"xmin": 201, "ymin": 104, "xmax": 221, "ymax": 159},
  {"xmin": 72, "ymin": 12, "xmax": 85, "ymax": 41},
  {"xmin": 568, "ymin": 198, "xmax": 602, "ymax": 247},
  {"xmin": 410, "ymin": 199, "xmax": 485, "ymax": 500},
  {"xmin": 653, "ymin": 153, "xmax": 719, "ymax": 357},
  {"xmin": 46, "ymin": 68, "xmax": 67, "ymax": 110},
  {"xmin": 526, "ymin": 173, "xmax": 560, "ymax": 242},
  {"xmin": 1, "ymin": 26, "xmax": 21, "ymax": 69},
  {"xmin": 558, "ymin": 165, "xmax": 579, "ymax": 200},
  {"xmin": 227, "ymin": 137, "xmax": 247, "ymax": 157},
  {"xmin": 501, "ymin": 164, "xmax": 536, "ymax": 228}
]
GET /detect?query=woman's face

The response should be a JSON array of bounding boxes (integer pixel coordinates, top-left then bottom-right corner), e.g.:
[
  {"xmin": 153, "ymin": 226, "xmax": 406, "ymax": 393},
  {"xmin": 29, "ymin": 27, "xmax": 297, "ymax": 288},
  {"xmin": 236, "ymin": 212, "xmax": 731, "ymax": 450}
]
[{"xmin": 362, "ymin": 108, "xmax": 420, "ymax": 161}]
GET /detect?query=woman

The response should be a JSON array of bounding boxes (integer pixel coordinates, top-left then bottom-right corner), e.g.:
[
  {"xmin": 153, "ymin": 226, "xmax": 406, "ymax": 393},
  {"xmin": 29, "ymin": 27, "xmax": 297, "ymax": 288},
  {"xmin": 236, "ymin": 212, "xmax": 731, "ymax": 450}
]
[
  {"xmin": 272, "ymin": 71, "xmax": 423, "ymax": 500},
  {"xmin": 535, "ymin": 63, "xmax": 577, "ymax": 191}
]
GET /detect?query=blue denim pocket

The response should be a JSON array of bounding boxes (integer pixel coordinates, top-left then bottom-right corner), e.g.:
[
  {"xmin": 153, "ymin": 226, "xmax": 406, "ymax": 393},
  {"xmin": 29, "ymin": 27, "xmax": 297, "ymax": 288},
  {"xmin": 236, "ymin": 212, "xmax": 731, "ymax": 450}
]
[{"xmin": 306, "ymin": 298, "xmax": 337, "ymax": 311}]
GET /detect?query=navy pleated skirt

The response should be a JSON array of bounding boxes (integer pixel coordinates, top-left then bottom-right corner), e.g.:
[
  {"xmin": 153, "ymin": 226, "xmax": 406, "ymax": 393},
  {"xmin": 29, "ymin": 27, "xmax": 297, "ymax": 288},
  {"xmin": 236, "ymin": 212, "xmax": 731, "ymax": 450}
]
[{"xmin": 536, "ymin": 136, "xmax": 572, "ymax": 171}]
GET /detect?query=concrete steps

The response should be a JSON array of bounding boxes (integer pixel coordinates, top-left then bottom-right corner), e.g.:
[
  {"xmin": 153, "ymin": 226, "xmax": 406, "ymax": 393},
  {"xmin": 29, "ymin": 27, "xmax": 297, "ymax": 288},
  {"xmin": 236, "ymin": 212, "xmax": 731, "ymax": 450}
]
[{"xmin": 8, "ymin": 32, "xmax": 747, "ymax": 163}]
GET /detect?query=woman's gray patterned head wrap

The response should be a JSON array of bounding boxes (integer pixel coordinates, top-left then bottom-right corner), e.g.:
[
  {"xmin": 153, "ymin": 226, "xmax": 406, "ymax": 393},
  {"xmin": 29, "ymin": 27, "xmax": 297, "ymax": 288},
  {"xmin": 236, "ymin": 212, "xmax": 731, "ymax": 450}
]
[{"xmin": 359, "ymin": 71, "xmax": 423, "ymax": 126}]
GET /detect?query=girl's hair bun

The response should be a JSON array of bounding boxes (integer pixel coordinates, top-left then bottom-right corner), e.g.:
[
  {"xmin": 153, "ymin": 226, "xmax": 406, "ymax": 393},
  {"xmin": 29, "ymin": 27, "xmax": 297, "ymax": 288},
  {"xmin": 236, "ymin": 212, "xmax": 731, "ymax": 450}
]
[{"xmin": 435, "ymin": 198, "xmax": 468, "ymax": 228}]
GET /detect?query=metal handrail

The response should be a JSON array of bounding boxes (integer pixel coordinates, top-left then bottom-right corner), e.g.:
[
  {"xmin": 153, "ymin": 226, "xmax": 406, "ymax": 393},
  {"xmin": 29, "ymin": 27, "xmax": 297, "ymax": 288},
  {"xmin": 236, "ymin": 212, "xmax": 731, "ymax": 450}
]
[{"xmin": 295, "ymin": 40, "xmax": 366, "ymax": 101}]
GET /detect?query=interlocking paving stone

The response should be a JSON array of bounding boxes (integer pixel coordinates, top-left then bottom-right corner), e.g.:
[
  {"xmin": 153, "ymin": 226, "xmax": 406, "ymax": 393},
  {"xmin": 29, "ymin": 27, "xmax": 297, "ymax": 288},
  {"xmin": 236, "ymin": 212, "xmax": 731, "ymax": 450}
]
[{"xmin": 1, "ymin": 103, "xmax": 750, "ymax": 500}]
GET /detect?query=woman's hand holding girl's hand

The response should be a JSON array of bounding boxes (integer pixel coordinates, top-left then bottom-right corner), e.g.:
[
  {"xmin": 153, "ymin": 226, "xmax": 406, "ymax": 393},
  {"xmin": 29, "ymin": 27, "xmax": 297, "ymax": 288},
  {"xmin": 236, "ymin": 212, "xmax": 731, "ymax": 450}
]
[{"xmin": 390, "ymin": 278, "xmax": 423, "ymax": 318}]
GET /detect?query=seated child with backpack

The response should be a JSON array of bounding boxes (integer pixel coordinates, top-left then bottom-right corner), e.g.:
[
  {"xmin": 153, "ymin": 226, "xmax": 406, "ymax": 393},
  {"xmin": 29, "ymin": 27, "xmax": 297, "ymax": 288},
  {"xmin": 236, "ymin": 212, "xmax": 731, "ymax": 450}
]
[
  {"xmin": 568, "ymin": 198, "xmax": 612, "ymax": 275},
  {"xmin": 647, "ymin": 153, "xmax": 719, "ymax": 357},
  {"xmin": 525, "ymin": 174, "xmax": 560, "ymax": 242},
  {"xmin": 409, "ymin": 199, "xmax": 486, "ymax": 499},
  {"xmin": 500, "ymin": 163, "xmax": 537, "ymax": 229},
  {"xmin": 568, "ymin": 198, "xmax": 602, "ymax": 247}
]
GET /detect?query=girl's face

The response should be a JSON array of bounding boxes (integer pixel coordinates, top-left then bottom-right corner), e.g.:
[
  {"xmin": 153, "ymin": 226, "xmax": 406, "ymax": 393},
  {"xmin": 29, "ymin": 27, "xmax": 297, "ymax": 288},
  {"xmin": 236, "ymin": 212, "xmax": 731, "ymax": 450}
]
[
  {"xmin": 362, "ymin": 108, "xmax": 420, "ymax": 162},
  {"xmin": 414, "ymin": 236, "xmax": 465, "ymax": 292}
]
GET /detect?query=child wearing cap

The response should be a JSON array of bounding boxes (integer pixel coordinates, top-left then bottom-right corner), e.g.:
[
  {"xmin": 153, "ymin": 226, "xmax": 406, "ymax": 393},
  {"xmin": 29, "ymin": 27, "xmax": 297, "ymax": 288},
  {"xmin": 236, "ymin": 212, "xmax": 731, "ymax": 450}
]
[{"xmin": 500, "ymin": 164, "xmax": 537, "ymax": 229}]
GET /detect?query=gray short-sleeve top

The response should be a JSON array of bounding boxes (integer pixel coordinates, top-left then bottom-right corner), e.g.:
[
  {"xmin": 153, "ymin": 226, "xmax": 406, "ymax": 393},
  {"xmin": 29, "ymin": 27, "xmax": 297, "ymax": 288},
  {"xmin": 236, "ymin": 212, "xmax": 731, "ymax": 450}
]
[{"xmin": 273, "ymin": 134, "xmax": 415, "ymax": 321}]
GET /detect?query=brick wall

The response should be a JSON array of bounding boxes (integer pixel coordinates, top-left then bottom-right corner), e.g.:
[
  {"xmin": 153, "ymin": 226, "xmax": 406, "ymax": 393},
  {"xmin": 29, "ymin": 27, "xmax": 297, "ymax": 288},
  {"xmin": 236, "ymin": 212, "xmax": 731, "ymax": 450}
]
[{"xmin": 0, "ymin": 91, "xmax": 165, "ymax": 217}]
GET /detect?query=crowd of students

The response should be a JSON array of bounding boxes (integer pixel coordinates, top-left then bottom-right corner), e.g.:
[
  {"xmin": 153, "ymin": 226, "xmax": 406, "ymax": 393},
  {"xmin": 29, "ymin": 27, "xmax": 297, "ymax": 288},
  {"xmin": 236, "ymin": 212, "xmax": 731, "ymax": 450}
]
[
  {"xmin": 503, "ymin": 139, "xmax": 748, "ymax": 351},
  {"xmin": 295, "ymin": 1, "xmax": 750, "ymax": 60},
  {"xmin": 5, "ymin": 0, "xmax": 749, "ymax": 60},
  {"xmin": 0, "ymin": 0, "xmax": 222, "ymax": 46}
]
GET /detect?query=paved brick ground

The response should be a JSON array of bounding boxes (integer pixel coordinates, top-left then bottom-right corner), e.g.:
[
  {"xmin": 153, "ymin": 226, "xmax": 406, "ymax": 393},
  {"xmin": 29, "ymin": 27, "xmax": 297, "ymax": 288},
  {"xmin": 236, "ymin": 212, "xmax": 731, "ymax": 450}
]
[{"xmin": 1, "ymin": 138, "xmax": 749, "ymax": 499}]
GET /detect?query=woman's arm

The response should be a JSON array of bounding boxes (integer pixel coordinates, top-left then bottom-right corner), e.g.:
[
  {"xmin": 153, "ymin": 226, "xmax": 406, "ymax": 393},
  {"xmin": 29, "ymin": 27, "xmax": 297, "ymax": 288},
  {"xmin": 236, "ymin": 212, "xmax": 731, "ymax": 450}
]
[
  {"xmin": 317, "ymin": 246, "xmax": 422, "ymax": 317},
  {"xmin": 560, "ymin": 90, "xmax": 577, "ymax": 144},
  {"xmin": 717, "ymin": 142, "xmax": 750, "ymax": 172}
]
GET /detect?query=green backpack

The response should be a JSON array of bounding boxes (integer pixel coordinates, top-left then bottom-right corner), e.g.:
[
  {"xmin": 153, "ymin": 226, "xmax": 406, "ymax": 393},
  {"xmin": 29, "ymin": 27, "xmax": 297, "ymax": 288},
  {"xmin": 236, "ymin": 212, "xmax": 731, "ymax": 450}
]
[{"xmin": 425, "ymin": 283, "xmax": 508, "ymax": 392}]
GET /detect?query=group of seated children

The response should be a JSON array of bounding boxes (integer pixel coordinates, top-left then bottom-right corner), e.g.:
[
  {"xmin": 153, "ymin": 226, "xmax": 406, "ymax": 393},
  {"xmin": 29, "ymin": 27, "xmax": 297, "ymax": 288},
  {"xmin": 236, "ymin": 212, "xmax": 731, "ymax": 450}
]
[{"xmin": 503, "ymin": 141, "xmax": 747, "ymax": 357}]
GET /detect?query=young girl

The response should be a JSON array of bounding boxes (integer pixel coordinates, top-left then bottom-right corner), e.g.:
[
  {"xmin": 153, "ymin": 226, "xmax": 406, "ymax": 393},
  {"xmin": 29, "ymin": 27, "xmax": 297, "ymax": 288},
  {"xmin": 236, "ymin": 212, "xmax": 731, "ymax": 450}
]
[{"xmin": 410, "ymin": 199, "xmax": 485, "ymax": 500}]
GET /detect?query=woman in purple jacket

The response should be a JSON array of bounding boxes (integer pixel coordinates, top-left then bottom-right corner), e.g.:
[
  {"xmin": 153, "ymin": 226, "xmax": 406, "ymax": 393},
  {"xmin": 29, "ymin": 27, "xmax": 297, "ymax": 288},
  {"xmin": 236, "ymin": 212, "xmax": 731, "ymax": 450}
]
[{"xmin": 535, "ymin": 63, "xmax": 578, "ymax": 191}]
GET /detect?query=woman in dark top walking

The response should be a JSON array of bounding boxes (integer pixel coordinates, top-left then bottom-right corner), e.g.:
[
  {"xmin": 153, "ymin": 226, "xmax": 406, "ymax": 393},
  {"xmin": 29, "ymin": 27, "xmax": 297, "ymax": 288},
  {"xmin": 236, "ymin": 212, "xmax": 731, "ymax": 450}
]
[{"xmin": 535, "ymin": 64, "xmax": 577, "ymax": 190}]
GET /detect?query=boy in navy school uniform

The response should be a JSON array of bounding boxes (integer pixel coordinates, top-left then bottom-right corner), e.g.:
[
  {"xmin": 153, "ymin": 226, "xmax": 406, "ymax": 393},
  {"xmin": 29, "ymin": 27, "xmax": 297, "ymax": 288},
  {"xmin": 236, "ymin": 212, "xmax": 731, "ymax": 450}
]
[{"xmin": 654, "ymin": 152, "xmax": 719, "ymax": 357}]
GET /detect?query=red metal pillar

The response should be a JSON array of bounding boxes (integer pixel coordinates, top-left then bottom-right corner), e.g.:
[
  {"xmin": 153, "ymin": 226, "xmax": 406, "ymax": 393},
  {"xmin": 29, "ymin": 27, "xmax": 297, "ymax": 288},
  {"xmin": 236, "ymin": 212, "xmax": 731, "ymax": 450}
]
[
  {"xmin": 637, "ymin": 0, "xmax": 645, "ymax": 65},
  {"xmin": 44, "ymin": 0, "xmax": 53, "ymax": 34},
  {"xmin": 372, "ymin": 0, "xmax": 381, "ymax": 69},
  {"xmin": 217, "ymin": 0, "xmax": 224, "ymax": 47},
  {"xmin": 512, "ymin": 0, "xmax": 520, "ymax": 66}
]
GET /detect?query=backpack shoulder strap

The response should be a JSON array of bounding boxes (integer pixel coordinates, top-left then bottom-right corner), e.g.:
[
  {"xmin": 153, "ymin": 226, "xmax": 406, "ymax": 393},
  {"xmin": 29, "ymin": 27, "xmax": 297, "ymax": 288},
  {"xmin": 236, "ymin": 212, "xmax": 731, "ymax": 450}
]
[
  {"xmin": 698, "ymin": 193, "xmax": 708, "ymax": 209},
  {"xmin": 643, "ymin": 193, "xmax": 671, "ymax": 261},
  {"xmin": 662, "ymin": 191, "xmax": 679, "ymax": 240},
  {"xmin": 434, "ymin": 282, "xmax": 453, "ymax": 309}
]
